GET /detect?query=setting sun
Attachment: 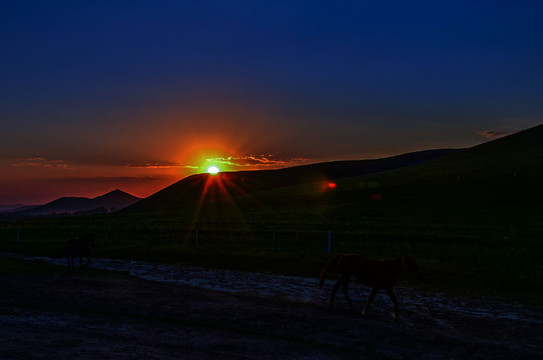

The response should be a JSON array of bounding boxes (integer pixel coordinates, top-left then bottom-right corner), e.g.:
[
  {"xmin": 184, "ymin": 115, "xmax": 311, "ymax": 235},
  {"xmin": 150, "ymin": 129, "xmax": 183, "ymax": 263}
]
[{"xmin": 207, "ymin": 166, "xmax": 220, "ymax": 174}]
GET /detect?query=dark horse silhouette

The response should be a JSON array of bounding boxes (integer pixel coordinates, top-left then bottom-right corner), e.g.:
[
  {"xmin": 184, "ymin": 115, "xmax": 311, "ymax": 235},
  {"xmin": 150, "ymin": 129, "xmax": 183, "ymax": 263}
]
[
  {"xmin": 58, "ymin": 232, "xmax": 95, "ymax": 269},
  {"xmin": 318, "ymin": 254, "xmax": 421, "ymax": 320}
]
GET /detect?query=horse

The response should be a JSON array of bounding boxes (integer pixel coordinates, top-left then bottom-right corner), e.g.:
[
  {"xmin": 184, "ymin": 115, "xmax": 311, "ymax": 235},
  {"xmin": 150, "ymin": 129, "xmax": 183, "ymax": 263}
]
[
  {"xmin": 318, "ymin": 254, "xmax": 421, "ymax": 320},
  {"xmin": 58, "ymin": 232, "xmax": 95, "ymax": 269}
]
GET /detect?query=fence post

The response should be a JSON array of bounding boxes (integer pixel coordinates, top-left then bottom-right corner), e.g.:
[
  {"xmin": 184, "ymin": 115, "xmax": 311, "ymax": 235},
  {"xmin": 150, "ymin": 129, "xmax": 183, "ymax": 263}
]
[{"xmin": 328, "ymin": 230, "xmax": 332, "ymax": 253}]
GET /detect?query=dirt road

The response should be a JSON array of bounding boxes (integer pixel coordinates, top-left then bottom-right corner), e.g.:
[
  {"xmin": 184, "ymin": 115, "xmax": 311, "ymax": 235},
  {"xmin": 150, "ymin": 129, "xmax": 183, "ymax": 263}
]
[{"xmin": 1, "ymin": 254, "xmax": 542, "ymax": 359}]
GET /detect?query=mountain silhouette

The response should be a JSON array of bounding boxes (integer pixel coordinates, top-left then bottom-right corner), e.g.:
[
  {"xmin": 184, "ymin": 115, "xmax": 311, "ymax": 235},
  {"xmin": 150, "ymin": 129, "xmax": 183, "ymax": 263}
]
[{"xmin": 8, "ymin": 189, "xmax": 141, "ymax": 219}]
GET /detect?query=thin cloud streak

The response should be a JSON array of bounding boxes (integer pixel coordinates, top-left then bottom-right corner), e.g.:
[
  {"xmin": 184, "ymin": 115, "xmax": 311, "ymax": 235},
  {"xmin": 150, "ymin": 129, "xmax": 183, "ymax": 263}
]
[
  {"xmin": 50, "ymin": 174, "xmax": 176, "ymax": 183},
  {"xmin": 10, "ymin": 157, "xmax": 73, "ymax": 169},
  {"xmin": 478, "ymin": 129, "xmax": 519, "ymax": 139},
  {"xmin": 126, "ymin": 162, "xmax": 199, "ymax": 169},
  {"xmin": 208, "ymin": 155, "xmax": 311, "ymax": 169}
]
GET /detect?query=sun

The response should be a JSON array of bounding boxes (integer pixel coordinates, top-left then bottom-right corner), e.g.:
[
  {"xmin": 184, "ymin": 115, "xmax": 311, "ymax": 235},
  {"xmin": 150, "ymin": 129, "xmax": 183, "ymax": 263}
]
[{"xmin": 207, "ymin": 166, "xmax": 220, "ymax": 174}]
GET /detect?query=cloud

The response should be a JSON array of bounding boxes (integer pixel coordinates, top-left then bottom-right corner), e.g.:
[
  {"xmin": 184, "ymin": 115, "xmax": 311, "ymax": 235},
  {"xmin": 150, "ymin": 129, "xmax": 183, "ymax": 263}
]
[
  {"xmin": 49, "ymin": 174, "xmax": 176, "ymax": 184},
  {"xmin": 208, "ymin": 155, "xmax": 311, "ymax": 168},
  {"xmin": 91, "ymin": 175, "xmax": 176, "ymax": 183},
  {"xmin": 478, "ymin": 129, "xmax": 518, "ymax": 139},
  {"xmin": 11, "ymin": 158, "xmax": 73, "ymax": 169},
  {"xmin": 126, "ymin": 162, "xmax": 198, "ymax": 169}
]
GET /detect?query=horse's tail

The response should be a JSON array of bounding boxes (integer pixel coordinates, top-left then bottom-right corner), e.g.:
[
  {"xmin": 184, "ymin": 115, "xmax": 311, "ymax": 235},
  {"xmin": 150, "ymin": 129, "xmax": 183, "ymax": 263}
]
[{"xmin": 318, "ymin": 254, "xmax": 343, "ymax": 290}]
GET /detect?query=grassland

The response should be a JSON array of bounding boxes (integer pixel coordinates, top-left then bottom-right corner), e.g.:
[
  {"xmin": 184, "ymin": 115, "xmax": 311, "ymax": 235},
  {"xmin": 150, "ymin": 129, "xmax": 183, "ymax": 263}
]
[{"xmin": 2, "ymin": 172, "xmax": 542, "ymax": 302}]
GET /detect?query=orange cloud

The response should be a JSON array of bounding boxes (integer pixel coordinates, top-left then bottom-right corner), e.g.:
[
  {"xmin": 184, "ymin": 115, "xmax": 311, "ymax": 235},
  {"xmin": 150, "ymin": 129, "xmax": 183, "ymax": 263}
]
[{"xmin": 126, "ymin": 162, "xmax": 199, "ymax": 169}]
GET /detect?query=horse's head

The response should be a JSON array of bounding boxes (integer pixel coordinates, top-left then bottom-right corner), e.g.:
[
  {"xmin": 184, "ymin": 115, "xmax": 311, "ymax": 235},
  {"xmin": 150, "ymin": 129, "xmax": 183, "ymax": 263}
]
[{"xmin": 402, "ymin": 254, "xmax": 422, "ymax": 278}]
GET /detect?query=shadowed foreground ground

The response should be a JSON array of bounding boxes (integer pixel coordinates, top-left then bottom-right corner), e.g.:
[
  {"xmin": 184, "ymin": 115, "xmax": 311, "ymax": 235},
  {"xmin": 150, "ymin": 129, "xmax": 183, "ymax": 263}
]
[{"xmin": 1, "ymin": 264, "xmax": 542, "ymax": 359}]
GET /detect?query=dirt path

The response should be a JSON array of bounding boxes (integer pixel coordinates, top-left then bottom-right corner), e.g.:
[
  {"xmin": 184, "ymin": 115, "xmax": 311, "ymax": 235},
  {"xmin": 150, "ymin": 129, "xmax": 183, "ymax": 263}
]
[{"xmin": 1, "ymin": 254, "xmax": 542, "ymax": 359}]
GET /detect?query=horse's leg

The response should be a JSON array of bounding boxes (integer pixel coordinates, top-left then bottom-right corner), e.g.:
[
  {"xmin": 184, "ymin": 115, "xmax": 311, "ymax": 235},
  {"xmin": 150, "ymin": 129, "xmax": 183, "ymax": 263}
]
[
  {"xmin": 385, "ymin": 288, "xmax": 399, "ymax": 320},
  {"xmin": 328, "ymin": 279, "xmax": 343, "ymax": 307},
  {"xmin": 362, "ymin": 288, "xmax": 378, "ymax": 317},
  {"xmin": 341, "ymin": 277, "xmax": 353, "ymax": 310},
  {"xmin": 329, "ymin": 280, "xmax": 342, "ymax": 306}
]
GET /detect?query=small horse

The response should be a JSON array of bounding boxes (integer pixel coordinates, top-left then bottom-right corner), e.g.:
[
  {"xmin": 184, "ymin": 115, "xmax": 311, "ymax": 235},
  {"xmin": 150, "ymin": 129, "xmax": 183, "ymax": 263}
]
[
  {"xmin": 59, "ymin": 232, "xmax": 95, "ymax": 269},
  {"xmin": 318, "ymin": 254, "xmax": 421, "ymax": 320}
]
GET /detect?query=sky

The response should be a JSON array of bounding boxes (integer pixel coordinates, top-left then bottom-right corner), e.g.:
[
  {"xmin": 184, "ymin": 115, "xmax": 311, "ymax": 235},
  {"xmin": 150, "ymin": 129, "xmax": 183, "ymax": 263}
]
[{"xmin": 1, "ymin": 1, "xmax": 542, "ymax": 205}]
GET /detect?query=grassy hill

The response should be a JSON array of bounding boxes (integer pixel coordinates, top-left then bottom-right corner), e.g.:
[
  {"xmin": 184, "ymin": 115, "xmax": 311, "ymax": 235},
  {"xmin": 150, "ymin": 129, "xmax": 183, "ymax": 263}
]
[
  {"xmin": 135, "ymin": 123, "xmax": 543, "ymax": 239},
  {"xmin": 126, "ymin": 148, "xmax": 458, "ymax": 211},
  {"xmin": 127, "ymin": 123, "xmax": 543, "ymax": 218},
  {"xmin": 371, "ymin": 124, "xmax": 543, "ymax": 184}
]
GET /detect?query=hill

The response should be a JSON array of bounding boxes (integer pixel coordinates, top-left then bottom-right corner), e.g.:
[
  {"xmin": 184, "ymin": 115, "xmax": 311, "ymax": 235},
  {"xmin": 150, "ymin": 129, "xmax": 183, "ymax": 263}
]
[
  {"xmin": 273, "ymin": 123, "xmax": 543, "ymax": 235},
  {"xmin": 367, "ymin": 124, "xmax": 543, "ymax": 185},
  {"xmin": 125, "ymin": 122, "xmax": 543, "ymax": 217},
  {"xmin": 7, "ymin": 189, "xmax": 141, "ymax": 219},
  {"xmin": 331, "ymin": 123, "xmax": 543, "ymax": 210},
  {"xmin": 123, "ymin": 123, "xmax": 543, "ymax": 243},
  {"xmin": 126, "ymin": 148, "xmax": 458, "ymax": 211}
]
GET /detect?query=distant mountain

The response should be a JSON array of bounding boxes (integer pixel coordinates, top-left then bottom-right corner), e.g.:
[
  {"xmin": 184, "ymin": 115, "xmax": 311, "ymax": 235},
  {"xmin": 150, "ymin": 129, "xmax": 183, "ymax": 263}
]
[
  {"xmin": 90, "ymin": 189, "xmax": 143, "ymax": 211},
  {"xmin": 0, "ymin": 204, "xmax": 38, "ymax": 212},
  {"xmin": 5, "ymin": 189, "xmax": 141, "ymax": 219},
  {"xmin": 125, "ymin": 148, "xmax": 459, "ymax": 211}
]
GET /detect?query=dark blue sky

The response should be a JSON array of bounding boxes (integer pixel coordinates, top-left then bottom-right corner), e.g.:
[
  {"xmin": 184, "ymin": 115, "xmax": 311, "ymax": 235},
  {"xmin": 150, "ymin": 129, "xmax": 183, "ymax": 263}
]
[{"xmin": 1, "ymin": 1, "xmax": 542, "ymax": 203}]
